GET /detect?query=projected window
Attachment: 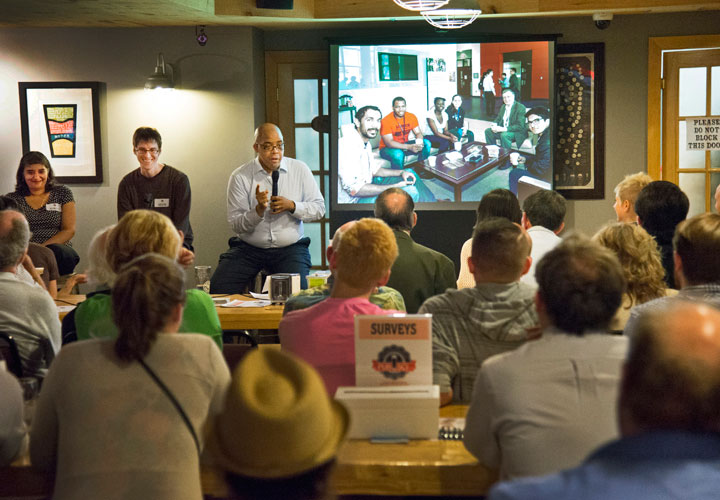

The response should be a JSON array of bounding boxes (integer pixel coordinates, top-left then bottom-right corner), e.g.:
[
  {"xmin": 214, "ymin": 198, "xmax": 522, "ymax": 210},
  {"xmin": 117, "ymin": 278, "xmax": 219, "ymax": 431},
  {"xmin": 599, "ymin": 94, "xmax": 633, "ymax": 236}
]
[{"xmin": 378, "ymin": 52, "xmax": 418, "ymax": 81}]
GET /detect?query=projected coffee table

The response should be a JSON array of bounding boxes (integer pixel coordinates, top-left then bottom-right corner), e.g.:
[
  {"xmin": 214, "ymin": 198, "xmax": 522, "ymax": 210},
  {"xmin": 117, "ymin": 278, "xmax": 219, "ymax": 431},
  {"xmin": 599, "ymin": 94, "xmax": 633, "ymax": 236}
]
[{"xmin": 419, "ymin": 142, "xmax": 511, "ymax": 202}]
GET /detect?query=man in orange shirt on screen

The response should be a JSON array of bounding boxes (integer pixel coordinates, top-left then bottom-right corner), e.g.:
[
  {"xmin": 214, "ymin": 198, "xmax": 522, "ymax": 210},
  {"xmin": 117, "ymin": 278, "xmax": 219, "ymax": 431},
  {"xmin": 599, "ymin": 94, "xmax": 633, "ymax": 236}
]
[{"xmin": 379, "ymin": 96, "xmax": 432, "ymax": 170}]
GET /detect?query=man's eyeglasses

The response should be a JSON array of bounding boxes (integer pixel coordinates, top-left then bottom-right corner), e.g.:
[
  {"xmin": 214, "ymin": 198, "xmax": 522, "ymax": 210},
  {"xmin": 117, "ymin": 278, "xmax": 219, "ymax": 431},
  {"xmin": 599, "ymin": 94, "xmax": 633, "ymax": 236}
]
[
  {"xmin": 135, "ymin": 148, "xmax": 160, "ymax": 156},
  {"xmin": 259, "ymin": 143, "xmax": 284, "ymax": 152},
  {"xmin": 527, "ymin": 118, "xmax": 545, "ymax": 125}
]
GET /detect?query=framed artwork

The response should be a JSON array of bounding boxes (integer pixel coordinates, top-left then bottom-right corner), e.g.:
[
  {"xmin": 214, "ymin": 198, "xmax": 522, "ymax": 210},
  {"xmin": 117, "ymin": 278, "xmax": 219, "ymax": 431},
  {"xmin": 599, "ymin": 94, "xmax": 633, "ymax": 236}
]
[
  {"xmin": 554, "ymin": 43, "xmax": 605, "ymax": 199},
  {"xmin": 19, "ymin": 81, "xmax": 103, "ymax": 183}
]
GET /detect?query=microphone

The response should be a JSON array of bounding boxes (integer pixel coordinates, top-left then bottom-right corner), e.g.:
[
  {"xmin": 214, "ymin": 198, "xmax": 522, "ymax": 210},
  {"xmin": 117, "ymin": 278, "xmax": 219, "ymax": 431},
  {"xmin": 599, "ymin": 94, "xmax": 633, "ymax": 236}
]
[
  {"xmin": 144, "ymin": 193, "xmax": 153, "ymax": 208},
  {"xmin": 271, "ymin": 170, "xmax": 279, "ymax": 198}
]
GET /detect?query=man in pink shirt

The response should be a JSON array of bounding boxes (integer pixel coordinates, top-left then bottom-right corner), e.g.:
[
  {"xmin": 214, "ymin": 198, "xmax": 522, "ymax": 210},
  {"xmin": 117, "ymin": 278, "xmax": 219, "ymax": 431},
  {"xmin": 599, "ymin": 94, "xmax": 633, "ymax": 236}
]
[{"xmin": 279, "ymin": 217, "xmax": 400, "ymax": 396}]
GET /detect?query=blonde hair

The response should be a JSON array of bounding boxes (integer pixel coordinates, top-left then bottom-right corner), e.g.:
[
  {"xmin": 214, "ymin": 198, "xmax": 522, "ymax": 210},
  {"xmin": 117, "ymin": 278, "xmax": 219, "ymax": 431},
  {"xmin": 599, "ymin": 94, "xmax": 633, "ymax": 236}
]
[
  {"xmin": 333, "ymin": 218, "xmax": 398, "ymax": 289},
  {"xmin": 107, "ymin": 210, "xmax": 180, "ymax": 273},
  {"xmin": 614, "ymin": 172, "xmax": 653, "ymax": 203},
  {"xmin": 593, "ymin": 222, "xmax": 665, "ymax": 306}
]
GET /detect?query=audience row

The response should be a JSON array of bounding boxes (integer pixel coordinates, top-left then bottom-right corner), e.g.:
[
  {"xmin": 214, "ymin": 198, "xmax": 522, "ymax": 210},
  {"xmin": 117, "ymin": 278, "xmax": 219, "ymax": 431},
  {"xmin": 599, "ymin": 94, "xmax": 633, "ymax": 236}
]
[{"xmin": 1, "ymin": 121, "xmax": 720, "ymax": 499}]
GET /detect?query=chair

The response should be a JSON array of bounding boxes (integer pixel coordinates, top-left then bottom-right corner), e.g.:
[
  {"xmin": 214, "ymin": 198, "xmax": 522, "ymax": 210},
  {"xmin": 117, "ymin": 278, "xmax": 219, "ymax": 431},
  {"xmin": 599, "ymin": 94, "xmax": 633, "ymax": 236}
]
[
  {"xmin": 0, "ymin": 333, "xmax": 23, "ymax": 378},
  {"xmin": 223, "ymin": 338, "xmax": 258, "ymax": 373}
]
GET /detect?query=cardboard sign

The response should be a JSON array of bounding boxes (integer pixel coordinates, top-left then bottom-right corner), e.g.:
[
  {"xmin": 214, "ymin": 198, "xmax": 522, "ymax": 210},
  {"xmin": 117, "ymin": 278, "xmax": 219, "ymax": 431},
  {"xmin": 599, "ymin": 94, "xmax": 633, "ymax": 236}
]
[{"xmin": 354, "ymin": 314, "xmax": 432, "ymax": 387}]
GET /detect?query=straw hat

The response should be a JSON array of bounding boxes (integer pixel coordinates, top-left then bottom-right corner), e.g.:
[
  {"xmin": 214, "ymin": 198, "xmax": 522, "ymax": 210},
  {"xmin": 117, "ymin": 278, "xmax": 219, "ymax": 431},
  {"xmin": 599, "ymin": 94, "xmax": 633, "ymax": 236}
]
[{"xmin": 207, "ymin": 348, "xmax": 349, "ymax": 478}]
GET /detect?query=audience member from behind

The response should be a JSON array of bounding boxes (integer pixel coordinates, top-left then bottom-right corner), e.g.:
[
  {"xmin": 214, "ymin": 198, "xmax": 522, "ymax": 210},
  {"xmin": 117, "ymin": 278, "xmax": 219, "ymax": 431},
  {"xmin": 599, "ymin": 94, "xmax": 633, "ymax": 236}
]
[
  {"xmin": 613, "ymin": 172, "xmax": 652, "ymax": 223},
  {"xmin": 31, "ymin": 253, "xmax": 230, "ymax": 500},
  {"xmin": 593, "ymin": 222, "xmax": 672, "ymax": 331},
  {"xmin": 0, "ymin": 194, "xmax": 51, "ymax": 292},
  {"xmin": 488, "ymin": 302, "xmax": 720, "ymax": 500},
  {"xmin": 374, "ymin": 188, "xmax": 456, "ymax": 313},
  {"xmin": 0, "ymin": 367, "xmax": 26, "ymax": 466},
  {"xmin": 283, "ymin": 224, "xmax": 406, "ymax": 315},
  {"xmin": 6, "ymin": 151, "xmax": 79, "ymax": 275},
  {"xmin": 520, "ymin": 189, "xmax": 566, "ymax": 287},
  {"xmin": 625, "ymin": 213, "xmax": 720, "ymax": 336},
  {"xmin": 84, "ymin": 225, "xmax": 116, "ymax": 290},
  {"xmin": 634, "ymin": 180, "xmax": 689, "ymax": 288},
  {"xmin": 464, "ymin": 234, "xmax": 628, "ymax": 479},
  {"xmin": 67, "ymin": 210, "xmax": 222, "ymax": 348},
  {"xmin": 280, "ymin": 218, "xmax": 400, "ymax": 395},
  {"xmin": 60, "ymin": 225, "xmax": 115, "ymax": 343},
  {"xmin": 457, "ymin": 189, "xmax": 522, "ymax": 288},
  {"xmin": 421, "ymin": 218, "xmax": 537, "ymax": 406},
  {"xmin": 208, "ymin": 349, "xmax": 348, "ymax": 500},
  {"xmin": 0, "ymin": 210, "xmax": 60, "ymax": 378}
]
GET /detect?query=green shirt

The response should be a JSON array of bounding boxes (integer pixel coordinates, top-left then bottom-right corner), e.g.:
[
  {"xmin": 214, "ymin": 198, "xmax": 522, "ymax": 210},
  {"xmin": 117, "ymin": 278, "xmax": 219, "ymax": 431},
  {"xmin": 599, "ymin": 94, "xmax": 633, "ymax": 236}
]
[
  {"xmin": 283, "ymin": 280, "xmax": 406, "ymax": 316},
  {"xmin": 74, "ymin": 289, "xmax": 223, "ymax": 350}
]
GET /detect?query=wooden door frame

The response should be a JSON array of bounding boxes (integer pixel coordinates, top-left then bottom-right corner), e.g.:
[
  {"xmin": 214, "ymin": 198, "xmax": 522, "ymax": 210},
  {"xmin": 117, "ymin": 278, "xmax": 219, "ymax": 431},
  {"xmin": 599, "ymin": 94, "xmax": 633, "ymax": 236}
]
[
  {"xmin": 265, "ymin": 50, "xmax": 328, "ymax": 125},
  {"xmin": 647, "ymin": 34, "xmax": 720, "ymax": 180}
]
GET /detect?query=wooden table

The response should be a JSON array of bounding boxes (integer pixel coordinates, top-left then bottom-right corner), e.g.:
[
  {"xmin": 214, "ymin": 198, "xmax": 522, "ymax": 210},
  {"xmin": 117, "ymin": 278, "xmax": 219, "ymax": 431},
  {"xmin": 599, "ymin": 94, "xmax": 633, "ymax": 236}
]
[
  {"xmin": 214, "ymin": 295, "xmax": 284, "ymax": 331},
  {"xmin": 3, "ymin": 406, "xmax": 495, "ymax": 498},
  {"xmin": 56, "ymin": 294, "xmax": 284, "ymax": 331},
  {"xmin": 202, "ymin": 405, "xmax": 496, "ymax": 498},
  {"xmin": 420, "ymin": 142, "xmax": 511, "ymax": 202}
]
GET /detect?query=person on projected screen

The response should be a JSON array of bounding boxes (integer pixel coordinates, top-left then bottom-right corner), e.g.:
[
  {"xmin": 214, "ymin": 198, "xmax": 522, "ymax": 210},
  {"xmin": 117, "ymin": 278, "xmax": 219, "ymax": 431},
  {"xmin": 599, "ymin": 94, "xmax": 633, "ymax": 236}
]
[
  {"xmin": 445, "ymin": 95, "xmax": 475, "ymax": 143},
  {"xmin": 484, "ymin": 88, "xmax": 528, "ymax": 151},
  {"xmin": 506, "ymin": 107, "xmax": 552, "ymax": 194},
  {"xmin": 379, "ymin": 97, "xmax": 432, "ymax": 170},
  {"xmin": 338, "ymin": 105, "xmax": 435, "ymax": 204},
  {"xmin": 424, "ymin": 97, "xmax": 456, "ymax": 153}
]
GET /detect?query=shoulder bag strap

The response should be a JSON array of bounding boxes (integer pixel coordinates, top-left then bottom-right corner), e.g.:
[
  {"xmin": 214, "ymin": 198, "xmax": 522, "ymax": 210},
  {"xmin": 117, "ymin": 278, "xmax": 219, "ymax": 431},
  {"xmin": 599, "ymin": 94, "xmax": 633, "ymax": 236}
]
[{"xmin": 138, "ymin": 358, "xmax": 200, "ymax": 454}]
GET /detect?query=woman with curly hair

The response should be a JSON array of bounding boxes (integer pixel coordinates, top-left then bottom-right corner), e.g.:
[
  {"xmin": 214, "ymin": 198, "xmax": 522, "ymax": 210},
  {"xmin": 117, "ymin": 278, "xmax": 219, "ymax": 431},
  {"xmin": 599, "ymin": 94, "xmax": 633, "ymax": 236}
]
[{"xmin": 593, "ymin": 222, "xmax": 676, "ymax": 331}]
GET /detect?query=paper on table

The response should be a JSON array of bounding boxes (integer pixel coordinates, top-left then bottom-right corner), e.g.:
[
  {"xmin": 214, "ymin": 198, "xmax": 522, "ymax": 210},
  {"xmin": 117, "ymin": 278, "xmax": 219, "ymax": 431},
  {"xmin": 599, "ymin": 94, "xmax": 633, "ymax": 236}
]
[
  {"xmin": 250, "ymin": 292, "xmax": 270, "ymax": 300},
  {"xmin": 220, "ymin": 299, "xmax": 271, "ymax": 308},
  {"xmin": 445, "ymin": 151, "xmax": 463, "ymax": 161},
  {"xmin": 57, "ymin": 305, "xmax": 76, "ymax": 313}
]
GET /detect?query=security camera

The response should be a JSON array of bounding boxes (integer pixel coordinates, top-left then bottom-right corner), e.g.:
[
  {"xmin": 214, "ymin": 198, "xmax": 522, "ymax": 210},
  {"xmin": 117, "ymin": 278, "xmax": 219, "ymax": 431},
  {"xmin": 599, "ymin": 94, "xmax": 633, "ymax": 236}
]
[
  {"xmin": 196, "ymin": 26, "xmax": 208, "ymax": 46},
  {"xmin": 592, "ymin": 13, "xmax": 612, "ymax": 30}
]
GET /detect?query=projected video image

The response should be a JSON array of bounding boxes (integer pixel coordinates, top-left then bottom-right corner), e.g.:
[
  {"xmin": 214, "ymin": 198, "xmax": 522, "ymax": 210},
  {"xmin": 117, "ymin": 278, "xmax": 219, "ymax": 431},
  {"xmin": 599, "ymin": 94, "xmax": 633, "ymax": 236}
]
[{"xmin": 334, "ymin": 40, "xmax": 553, "ymax": 208}]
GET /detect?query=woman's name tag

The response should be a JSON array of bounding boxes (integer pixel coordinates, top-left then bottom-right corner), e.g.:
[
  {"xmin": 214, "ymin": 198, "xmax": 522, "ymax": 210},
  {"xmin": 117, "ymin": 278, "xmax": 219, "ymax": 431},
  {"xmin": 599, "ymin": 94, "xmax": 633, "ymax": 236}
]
[{"xmin": 46, "ymin": 203, "xmax": 62, "ymax": 212}]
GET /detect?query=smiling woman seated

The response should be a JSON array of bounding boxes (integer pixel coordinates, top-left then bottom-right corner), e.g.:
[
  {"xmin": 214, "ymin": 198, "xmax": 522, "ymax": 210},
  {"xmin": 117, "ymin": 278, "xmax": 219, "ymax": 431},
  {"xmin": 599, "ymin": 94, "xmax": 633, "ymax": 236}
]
[{"xmin": 6, "ymin": 151, "xmax": 79, "ymax": 275}]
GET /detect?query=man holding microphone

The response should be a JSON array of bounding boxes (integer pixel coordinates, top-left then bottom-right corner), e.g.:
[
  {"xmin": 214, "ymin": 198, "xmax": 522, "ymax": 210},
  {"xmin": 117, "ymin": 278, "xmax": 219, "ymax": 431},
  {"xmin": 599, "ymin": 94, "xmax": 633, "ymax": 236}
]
[{"xmin": 210, "ymin": 123, "xmax": 325, "ymax": 293}]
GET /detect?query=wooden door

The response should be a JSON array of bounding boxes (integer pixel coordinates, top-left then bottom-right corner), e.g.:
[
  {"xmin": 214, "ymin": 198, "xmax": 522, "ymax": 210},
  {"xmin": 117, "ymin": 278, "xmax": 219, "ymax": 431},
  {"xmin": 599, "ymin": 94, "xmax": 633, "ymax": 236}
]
[
  {"xmin": 266, "ymin": 51, "xmax": 331, "ymax": 268},
  {"xmin": 662, "ymin": 48, "xmax": 720, "ymax": 215}
]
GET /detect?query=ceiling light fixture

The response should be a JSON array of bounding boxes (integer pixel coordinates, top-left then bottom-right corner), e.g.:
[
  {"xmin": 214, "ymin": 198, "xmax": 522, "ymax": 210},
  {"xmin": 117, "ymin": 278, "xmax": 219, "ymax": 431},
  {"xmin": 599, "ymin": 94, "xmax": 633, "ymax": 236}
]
[
  {"xmin": 144, "ymin": 53, "xmax": 175, "ymax": 90},
  {"xmin": 421, "ymin": 8, "xmax": 481, "ymax": 29},
  {"xmin": 393, "ymin": 0, "xmax": 448, "ymax": 12}
]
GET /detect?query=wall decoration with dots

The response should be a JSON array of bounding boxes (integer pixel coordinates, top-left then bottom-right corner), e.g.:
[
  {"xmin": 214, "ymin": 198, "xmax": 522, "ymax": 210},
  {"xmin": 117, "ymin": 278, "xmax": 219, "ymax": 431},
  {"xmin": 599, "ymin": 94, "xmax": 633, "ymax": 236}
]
[{"xmin": 555, "ymin": 43, "xmax": 605, "ymax": 200}]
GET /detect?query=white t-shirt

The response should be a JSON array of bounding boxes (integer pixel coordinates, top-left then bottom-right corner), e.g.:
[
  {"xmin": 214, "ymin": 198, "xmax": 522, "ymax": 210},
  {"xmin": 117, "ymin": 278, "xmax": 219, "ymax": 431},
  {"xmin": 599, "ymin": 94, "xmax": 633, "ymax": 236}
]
[{"xmin": 424, "ymin": 108, "xmax": 448, "ymax": 136}]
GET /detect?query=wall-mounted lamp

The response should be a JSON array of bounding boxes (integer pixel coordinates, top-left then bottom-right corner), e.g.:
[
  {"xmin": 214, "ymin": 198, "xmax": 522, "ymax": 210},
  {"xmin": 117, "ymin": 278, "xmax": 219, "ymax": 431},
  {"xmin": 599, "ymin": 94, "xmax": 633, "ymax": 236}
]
[{"xmin": 144, "ymin": 53, "xmax": 175, "ymax": 90}]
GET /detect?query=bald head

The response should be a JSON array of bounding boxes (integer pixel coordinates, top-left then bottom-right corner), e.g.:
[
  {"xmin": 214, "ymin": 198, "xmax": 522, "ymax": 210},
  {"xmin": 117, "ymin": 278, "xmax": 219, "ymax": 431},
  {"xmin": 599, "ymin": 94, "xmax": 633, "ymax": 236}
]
[
  {"xmin": 621, "ymin": 302, "xmax": 720, "ymax": 435},
  {"xmin": 253, "ymin": 123, "xmax": 284, "ymax": 172},
  {"xmin": 254, "ymin": 123, "xmax": 283, "ymax": 144},
  {"xmin": 374, "ymin": 188, "xmax": 415, "ymax": 232},
  {"xmin": 0, "ymin": 210, "xmax": 30, "ymax": 271}
]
